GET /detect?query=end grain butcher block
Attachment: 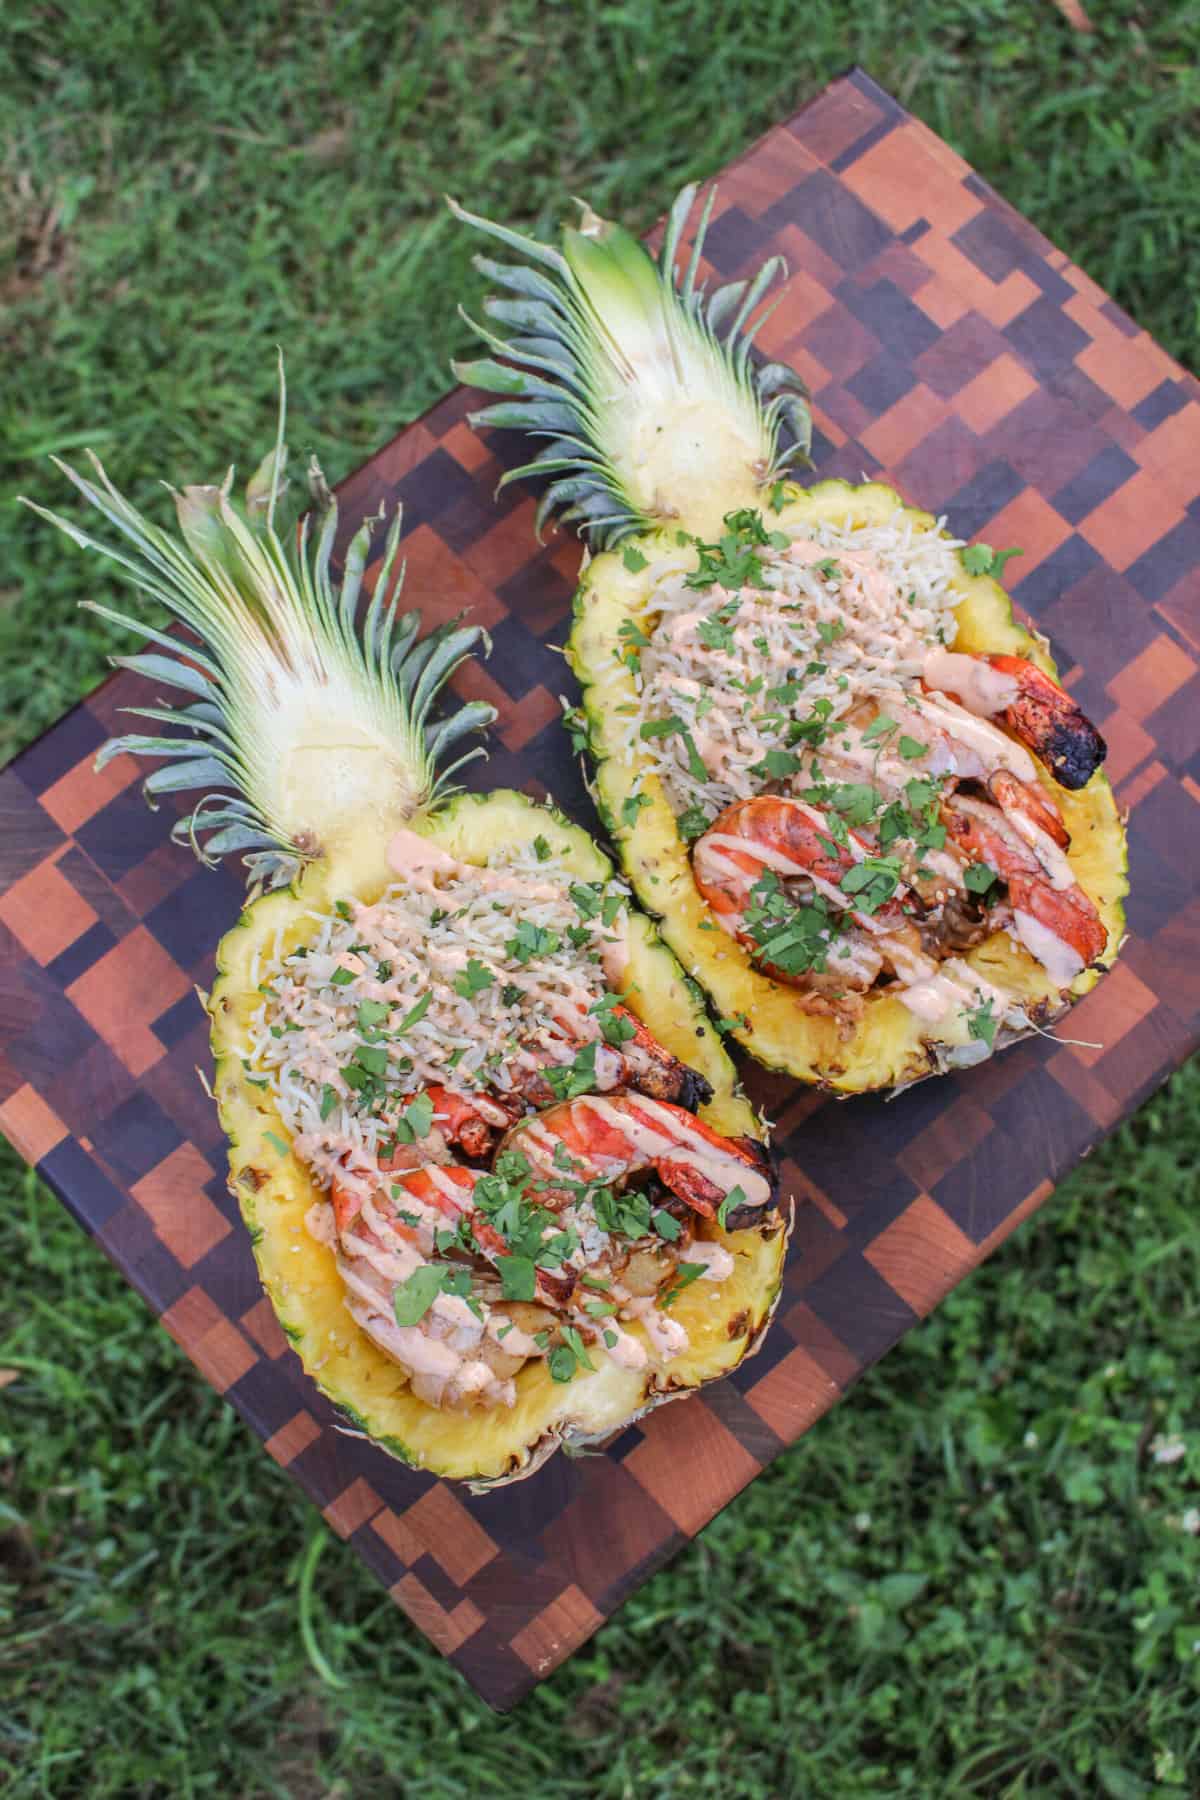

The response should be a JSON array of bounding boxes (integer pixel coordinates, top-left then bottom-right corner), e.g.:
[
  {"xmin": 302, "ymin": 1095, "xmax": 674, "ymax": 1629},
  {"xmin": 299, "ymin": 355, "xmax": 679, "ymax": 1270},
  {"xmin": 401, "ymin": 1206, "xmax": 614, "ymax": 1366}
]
[{"xmin": 2, "ymin": 71, "xmax": 1198, "ymax": 1708}]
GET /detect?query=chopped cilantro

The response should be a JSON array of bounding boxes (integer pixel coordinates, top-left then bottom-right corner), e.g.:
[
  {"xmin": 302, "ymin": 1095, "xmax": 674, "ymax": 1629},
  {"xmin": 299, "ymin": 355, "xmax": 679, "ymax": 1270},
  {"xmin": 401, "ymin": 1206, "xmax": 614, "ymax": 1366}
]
[
  {"xmin": 716, "ymin": 1185, "xmax": 746, "ymax": 1230},
  {"xmin": 497, "ymin": 1255, "xmax": 536, "ymax": 1302},
  {"xmin": 560, "ymin": 1324, "xmax": 595, "ymax": 1372},
  {"xmin": 676, "ymin": 805, "xmax": 711, "ymax": 843},
  {"xmin": 620, "ymin": 790, "xmax": 652, "ymax": 830},
  {"xmin": 749, "ymin": 748, "xmax": 803, "ymax": 781},
  {"xmin": 594, "ymin": 1187, "xmax": 653, "ymax": 1239},
  {"xmin": 334, "ymin": 900, "xmax": 353, "ymax": 921},
  {"xmin": 660, "ymin": 1263, "xmax": 706, "ymax": 1309},
  {"xmin": 329, "ymin": 966, "xmax": 355, "ymax": 987},
  {"xmin": 544, "ymin": 1041, "xmax": 599, "ymax": 1102},
  {"xmin": 714, "ymin": 1012, "xmax": 750, "ymax": 1035},
  {"xmin": 840, "ymin": 857, "xmax": 903, "ymax": 914},
  {"xmin": 393, "ymin": 1264, "xmax": 452, "ymax": 1327},
  {"xmin": 453, "ymin": 959, "xmax": 494, "ymax": 1000},
  {"xmin": 697, "ymin": 608, "xmax": 738, "ymax": 653},
  {"xmin": 394, "ymin": 1090, "xmax": 435, "ymax": 1143},
  {"xmin": 684, "ymin": 509, "xmax": 786, "ymax": 594},
  {"xmin": 965, "ymin": 997, "xmax": 997, "ymax": 1049},
  {"xmin": 570, "ymin": 882, "xmax": 602, "ymax": 919},
  {"xmin": 769, "ymin": 480, "xmax": 788, "ymax": 514},
  {"xmin": 652, "ymin": 1209, "xmax": 682, "ymax": 1242},
  {"xmin": 960, "ymin": 543, "xmax": 1024, "ymax": 581},
  {"xmin": 898, "ymin": 735, "xmax": 927, "ymax": 761},
  {"xmin": 547, "ymin": 1343, "xmax": 578, "ymax": 1383},
  {"xmin": 561, "ymin": 702, "xmax": 589, "ymax": 755},
  {"xmin": 532, "ymin": 834, "xmax": 553, "ymax": 862},
  {"xmin": 861, "ymin": 714, "xmax": 897, "ymax": 744},
  {"xmin": 264, "ymin": 1131, "xmax": 290, "ymax": 1158},
  {"xmin": 356, "ymin": 998, "xmax": 390, "ymax": 1030},
  {"xmin": 500, "ymin": 983, "xmax": 524, "ymax": 1007},
  {"xmin": 319, "ymin": 1084, "xmax": 338, "ymax": 1122},
  {"xmin": 622, "ymin": 545, "xmax": 649, "ymax": 573},
  {"xmin": 395, "ymin": 992, "xmax": 432, "ymax": 1034},
  {"xmin": 591, "ymin": 992, "xmax": 637, "ymax": 1046},
  {"xmin": 505, "ymin": 920, "xmax": 561, "ymax": 964},
  {"xmin": 585, "ymin": 1299, "xmax": 619, "ymax": 1318},
  {"xmin": 963, "ymin": 862, "xmax": 999, "ymax": 896}
]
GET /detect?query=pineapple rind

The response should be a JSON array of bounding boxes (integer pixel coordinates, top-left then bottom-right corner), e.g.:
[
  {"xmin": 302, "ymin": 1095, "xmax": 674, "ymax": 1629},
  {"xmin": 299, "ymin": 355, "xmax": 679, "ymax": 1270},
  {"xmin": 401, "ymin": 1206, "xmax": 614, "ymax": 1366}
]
[
  {"xmin": 209, "ymin": 789, "xmax": 787, "ymax": 1487},
  {"xmin": 566, "ymin": 479, "xmax": 1129, "ymax": 1090}
]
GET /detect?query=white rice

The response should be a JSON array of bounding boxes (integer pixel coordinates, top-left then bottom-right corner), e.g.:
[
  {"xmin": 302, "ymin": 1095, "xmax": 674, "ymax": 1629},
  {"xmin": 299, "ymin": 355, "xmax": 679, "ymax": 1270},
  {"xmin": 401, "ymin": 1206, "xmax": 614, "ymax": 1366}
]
[
  {"xmin": 242, "ymin": 844, "xmax": 629, "ymax": 1178},
  {"xmin": 624, "ymin": 510, "xmax": 965, "ymax": 824}
]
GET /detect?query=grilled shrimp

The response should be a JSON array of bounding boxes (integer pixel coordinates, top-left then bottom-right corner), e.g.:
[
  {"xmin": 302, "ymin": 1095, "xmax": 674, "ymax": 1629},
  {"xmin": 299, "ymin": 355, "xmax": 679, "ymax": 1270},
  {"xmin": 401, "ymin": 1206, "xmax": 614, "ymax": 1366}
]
[
  {"xmin": 512, "ymin": 1001, "xmax": 713, "ymax": 1112},
  {"xmin": 923, "ymin": 648, "xmax": 1106, "ymax": 790},
  {"xmin": 692, "ymin": 794, "xmax": 936, "ymax": 990},
  {"xmin": 330, "ymin": 1158, "xmax": 576, "ymax": 1306},
  {"xmin": 943, "ymin": 791, "xmax": 1107, "ymax": 980},
  {"xmin": 505, "ymin": 1094, "xmax": 776, "ymax": 1227}
]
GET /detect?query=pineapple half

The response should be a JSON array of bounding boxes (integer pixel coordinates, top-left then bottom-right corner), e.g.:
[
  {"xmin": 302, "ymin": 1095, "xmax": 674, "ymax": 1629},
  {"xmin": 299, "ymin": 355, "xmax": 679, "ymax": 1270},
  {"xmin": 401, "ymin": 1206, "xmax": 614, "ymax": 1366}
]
[
  {"xmin": 450, "ymin": 189, "xmax": 1128, "ymax": 1090},
  {"xmin": 22, "ymin": 372, "xmax": 788, "ymax": 1487}
]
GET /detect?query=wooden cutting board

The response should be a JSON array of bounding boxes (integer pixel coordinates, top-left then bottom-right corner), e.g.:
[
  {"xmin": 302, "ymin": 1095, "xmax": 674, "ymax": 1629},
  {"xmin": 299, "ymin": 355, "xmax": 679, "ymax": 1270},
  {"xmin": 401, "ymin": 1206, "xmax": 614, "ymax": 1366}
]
[{"xmin": 2, "ymin": 70, "xmax": 1198, "ymax": 1710}]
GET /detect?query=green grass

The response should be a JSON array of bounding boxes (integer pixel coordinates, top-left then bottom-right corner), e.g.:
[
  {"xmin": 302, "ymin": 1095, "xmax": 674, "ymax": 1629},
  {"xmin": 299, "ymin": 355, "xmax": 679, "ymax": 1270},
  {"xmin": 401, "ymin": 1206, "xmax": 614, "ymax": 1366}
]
[{"xmin": 1, "ymin": 0, "xmax": 1198, "ymax": 1793}]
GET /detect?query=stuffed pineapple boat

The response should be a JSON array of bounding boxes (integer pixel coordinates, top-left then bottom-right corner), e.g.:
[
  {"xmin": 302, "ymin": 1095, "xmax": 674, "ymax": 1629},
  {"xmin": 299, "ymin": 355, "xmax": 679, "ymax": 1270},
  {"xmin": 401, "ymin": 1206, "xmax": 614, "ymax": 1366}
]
[
  {"xmin": 450, "ymin": 187, "xmax": 1128, "ymax": 1090},
  {"xmin": 22, "ymin": 375, "xmax": 788, "ymax": 1488}
]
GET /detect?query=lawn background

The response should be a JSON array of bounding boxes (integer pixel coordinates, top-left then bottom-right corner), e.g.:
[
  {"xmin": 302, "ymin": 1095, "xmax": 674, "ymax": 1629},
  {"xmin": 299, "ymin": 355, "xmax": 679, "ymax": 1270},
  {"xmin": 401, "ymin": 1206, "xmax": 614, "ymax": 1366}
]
[{"xmin": 2, "ymin": 2, "xmax": 1198, "ymax": 1794}]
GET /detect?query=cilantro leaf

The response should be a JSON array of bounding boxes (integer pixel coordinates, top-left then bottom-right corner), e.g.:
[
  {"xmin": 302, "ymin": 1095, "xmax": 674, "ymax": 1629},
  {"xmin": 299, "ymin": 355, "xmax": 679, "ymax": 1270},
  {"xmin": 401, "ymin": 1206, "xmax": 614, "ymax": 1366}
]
[
  {"xmin": 963, "ymin": 862, "xmax": 999, "ymax": 896},
  {"xmin": 716, "ymin": 1185, "xmax": 746, "ymax": 1230},
  {"xmin": 620, "ymin": 790, "xmax": 652, "ymax": 830},
  {"xmin": 497, "ymin": 1255, "xmax": 536, "ymax": 1302},
  {"xmin": 319, "ymin": 1085, "xmax": 337, "ymax": 1122},
  {"xmin": 622, "ymin": 545, "xmax": 649, "ymax": 573},
  {"xmin": 395, "ymin": 992, "xmax": 432, "ymax": 1035},
  {"xmin": 394, "ymin": 1090, "xmax": 435, "ymax": 1143},
  {"xmin": 652, "ymin": 1209, "xmax": 682, "ymax": 1242},
  {"xmin": 961, "ymin": 543, "xmax": 1024, "ymax": 581},
  {"xmin": 393, "ymin": 1264, "xmax": 450, "ymax": 1327},
  {"xmin": 660, "ymin": 1263, "xmax": 706, "ymax": 1309},
  {"xmin": 676, "ymin": 804, "xmax": 711, "ymax": 843},
  {"xmin": 749, "ymin": 748, "xmax": 803, "ymax": 780},
  {"xmin": 898, "ymin": 735, "xmax": 927, "ymax": 761},
  {"xmin": 965, "ymin": 998, "xmax": 997, "ymax": 1049},
  {"xmin": 454, "ymin": 959, "xmax": 494, "ymax": 1000},
  {"xmin": 505, "ymin": 921, "xmax": 561, "ymax": 965}
]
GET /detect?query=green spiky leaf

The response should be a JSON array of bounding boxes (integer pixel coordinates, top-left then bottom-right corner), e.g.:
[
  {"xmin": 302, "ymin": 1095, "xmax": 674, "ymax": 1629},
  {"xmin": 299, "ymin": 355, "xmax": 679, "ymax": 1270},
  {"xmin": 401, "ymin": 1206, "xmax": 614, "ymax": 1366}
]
[
  {"xmin": 20, "ymin": 360, "xmax": 496, "ymax": 889},
  {"xmin": 448, "ymin": 185, "xmax": 811, "ymax": 545}
]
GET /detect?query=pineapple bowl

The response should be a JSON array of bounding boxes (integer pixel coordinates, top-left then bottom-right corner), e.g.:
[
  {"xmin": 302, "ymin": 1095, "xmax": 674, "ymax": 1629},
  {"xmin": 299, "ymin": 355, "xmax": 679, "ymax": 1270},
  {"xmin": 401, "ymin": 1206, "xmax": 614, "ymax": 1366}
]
[
  {"xmin": 451, "ymin": 187, "xmax": 1128, "ymax": 1092},
  {"xmin": 22, "ymin": 371, "xmax": 789, "ymax": 1489}
]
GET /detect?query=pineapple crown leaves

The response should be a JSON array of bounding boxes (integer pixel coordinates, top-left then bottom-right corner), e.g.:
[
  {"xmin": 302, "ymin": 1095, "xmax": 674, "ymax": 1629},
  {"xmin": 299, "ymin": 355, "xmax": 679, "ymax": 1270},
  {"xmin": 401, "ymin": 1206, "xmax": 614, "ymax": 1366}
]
[
  {"xmin": 19, "ymin": 361, "xmax": 497, "ymax": 891},
  {"xmin": 447, "ymin": 183, "xmax": 812, "ymax": 547}
]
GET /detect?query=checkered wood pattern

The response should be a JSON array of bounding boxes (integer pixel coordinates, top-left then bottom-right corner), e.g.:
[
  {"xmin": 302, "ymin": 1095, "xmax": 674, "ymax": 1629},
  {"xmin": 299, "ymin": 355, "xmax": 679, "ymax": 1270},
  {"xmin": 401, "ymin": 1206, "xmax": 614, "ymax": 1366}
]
[{"xmin": 3, "ymin": 72, "xmax": 1198, "ymax": 1710}]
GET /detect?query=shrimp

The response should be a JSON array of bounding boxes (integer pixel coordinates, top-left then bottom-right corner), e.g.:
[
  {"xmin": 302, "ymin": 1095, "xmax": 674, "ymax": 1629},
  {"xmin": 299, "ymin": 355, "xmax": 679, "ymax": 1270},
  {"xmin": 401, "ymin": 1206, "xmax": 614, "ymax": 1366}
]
[
  {"xmin": 512, "ymin": 1001, "xmax": 713, "ymax": 1112},
  {"xmin": 923, "ymin": 648, "xmax": 1106, "ymax": 790},
  {"xmin": 692, "ymin": 794, "xmax": 935, "ymax": 990},
  {"xmin": 505, "ymin": 1094, "xmax": 776, "ymax": 1226},
  {"xmin": 331, "ymin": 1158, "xmax": 576, "ymax": 1306},
  {"xmin": 943, "ymin": 792, "xmax": 1107, "ymax": 979}
]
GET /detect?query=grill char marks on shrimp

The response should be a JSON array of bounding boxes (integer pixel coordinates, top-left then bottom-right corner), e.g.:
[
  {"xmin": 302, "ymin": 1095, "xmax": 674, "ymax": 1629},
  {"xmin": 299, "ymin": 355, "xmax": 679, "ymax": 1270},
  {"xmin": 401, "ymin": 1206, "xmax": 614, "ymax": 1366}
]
[{"xmin": 923, "ymin": 649, "xmax": 1107, "ymax": 791}]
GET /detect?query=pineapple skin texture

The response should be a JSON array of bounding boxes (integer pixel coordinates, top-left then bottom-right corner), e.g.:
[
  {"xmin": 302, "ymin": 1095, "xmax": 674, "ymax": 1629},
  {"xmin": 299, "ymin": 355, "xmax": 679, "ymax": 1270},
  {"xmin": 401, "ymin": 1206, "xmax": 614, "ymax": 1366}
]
[
  {"xmin": 208, "ymin": 789, "xmax": 788, "ymax": 1489},
  {"xmin": 567, "ymin": 479, "xmax": 1129, "ymax": 1091}
]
